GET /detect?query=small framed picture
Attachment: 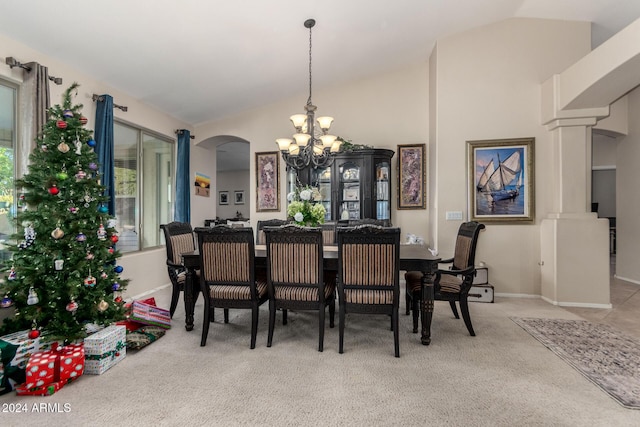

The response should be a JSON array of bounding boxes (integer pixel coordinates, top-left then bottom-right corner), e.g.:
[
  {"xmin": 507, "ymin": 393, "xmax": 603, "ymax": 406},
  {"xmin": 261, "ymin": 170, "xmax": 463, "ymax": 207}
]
[
  {"xmin": 219, "ymin": 191, "xmax": 229, "ymax": 205},
  {"xmin": 234, "ymin": 190, "xmax": 245, "ymax": 205}
]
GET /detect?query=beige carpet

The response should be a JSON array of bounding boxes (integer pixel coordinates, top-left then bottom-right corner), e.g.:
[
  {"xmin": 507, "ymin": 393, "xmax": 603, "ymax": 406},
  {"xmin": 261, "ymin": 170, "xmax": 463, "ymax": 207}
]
[{"xmin": 1, "ymin": 286, "xmax": 640, "ymax": 427}]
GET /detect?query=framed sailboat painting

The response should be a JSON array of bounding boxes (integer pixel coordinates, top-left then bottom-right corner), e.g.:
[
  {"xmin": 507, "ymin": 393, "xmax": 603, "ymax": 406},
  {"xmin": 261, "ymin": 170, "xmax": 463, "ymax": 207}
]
[{"xmin": 467, "ymin": 137, "xmax": 534, "ymax": 223}]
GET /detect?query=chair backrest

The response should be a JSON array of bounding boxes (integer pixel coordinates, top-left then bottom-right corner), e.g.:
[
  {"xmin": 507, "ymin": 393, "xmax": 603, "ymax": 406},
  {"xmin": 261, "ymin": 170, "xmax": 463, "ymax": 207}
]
[
  {"xmin": 160, "ymin": 222, "xmax": 196, "ymax": 264},
  {"xmin": 321, "ymin": 222, "xmax": 337, "ymax": 246},
  {"xmin": 347, "ymin": 218, "xmax": 392, "ymax": 227},
  {"xmin": 452, "ymin": 221, "xmax": 485, "ymax": 271},
  {"xmin": 337, "ymin": 225, "xmax": 400, "ymax": 297},
  {"xmin": 256, "ymin": 219, "xmax": 289, "ymax": 244},
  {"xmin": 194, "ymin": 225, "xmax": 256, "ymax": 287},
  {"xmin": 264, "ymin": 224, "xmax": 324, "ymax": 292}
]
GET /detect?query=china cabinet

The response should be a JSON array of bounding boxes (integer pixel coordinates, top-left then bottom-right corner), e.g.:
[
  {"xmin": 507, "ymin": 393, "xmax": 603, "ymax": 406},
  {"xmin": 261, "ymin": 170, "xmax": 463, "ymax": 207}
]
[{"xmin": 288, "ymin": 148, "xmax": 394, "ymax": 223}]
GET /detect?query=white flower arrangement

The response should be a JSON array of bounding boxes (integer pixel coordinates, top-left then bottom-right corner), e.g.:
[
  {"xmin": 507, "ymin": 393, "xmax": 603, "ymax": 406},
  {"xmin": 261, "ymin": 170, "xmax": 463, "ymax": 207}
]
[{"xmin": 287, "ymin": 185, "xmax": 326, "ymax": 227}]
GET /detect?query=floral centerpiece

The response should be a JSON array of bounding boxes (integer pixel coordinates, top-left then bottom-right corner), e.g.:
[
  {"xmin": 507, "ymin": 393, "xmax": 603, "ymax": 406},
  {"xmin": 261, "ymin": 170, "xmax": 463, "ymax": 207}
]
[{"xmin": 287, "ymin": 185, "xmax": 326, "ymax": 227}]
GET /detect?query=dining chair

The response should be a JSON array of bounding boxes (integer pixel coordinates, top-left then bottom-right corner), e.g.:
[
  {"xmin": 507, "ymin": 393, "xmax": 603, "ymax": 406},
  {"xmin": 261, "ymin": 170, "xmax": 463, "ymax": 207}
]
[
  {"xmin": 336, "ymin": 224, "xmax": 401, "ymax": 357},
  {"xmin": 194, "ymin": 225, "xmax": 268, "ymax": 348},
  {"xmin": 256, "ymin": 219, "xmax": 289, "ymax": 245},
  {"xmin": 321, "ymin": 222, "xmax": 337, "ymax": 246},
  {"xmin": 346, "ymin": 218, "xmax": 392, "ymax": 227},
  {"xmin": 263, "ymin": 224, "xmax": 335, "ymax": 352},
  {"xmin": 404, "ymin": 221, "xmax": 485, "ymax": 336},
  {"xmin": 160, "ymin": 221, "xmax": 199, "ymax": 318}
]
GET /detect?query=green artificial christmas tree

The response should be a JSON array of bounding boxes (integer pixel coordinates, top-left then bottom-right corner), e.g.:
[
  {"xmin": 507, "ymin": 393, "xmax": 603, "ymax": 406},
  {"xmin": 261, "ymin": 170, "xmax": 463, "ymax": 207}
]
[{"xmin": 0, "ymin": 83, "xmax": 128, "ymax": 341}]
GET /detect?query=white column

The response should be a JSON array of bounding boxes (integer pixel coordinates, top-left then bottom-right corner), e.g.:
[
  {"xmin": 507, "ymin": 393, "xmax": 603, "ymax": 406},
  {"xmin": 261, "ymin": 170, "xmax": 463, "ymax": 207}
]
[{"xmin": 540, "ymin": 118, "xmax": 610, "ymax": 307}]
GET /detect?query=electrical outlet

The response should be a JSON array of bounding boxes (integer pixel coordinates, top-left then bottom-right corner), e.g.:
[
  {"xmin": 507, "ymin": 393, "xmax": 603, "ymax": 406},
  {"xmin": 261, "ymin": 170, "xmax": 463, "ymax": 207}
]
[{"xmin": 445, "ymin": 211, "xmax": 463, "ymax": 220}]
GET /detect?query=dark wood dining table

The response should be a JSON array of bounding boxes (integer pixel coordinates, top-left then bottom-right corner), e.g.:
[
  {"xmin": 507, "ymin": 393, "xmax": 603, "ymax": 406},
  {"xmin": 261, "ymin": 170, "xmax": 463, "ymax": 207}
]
[{"xmin": 181, "ymin": 244, "xmax": 440, "ymax": 345}]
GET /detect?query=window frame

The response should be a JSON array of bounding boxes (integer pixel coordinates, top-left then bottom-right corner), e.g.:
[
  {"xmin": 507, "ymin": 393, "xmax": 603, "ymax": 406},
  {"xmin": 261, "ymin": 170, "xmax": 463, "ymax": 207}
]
[{"xmin": 114, "ymin": 118, "xmax": 175, "ymax": 253}]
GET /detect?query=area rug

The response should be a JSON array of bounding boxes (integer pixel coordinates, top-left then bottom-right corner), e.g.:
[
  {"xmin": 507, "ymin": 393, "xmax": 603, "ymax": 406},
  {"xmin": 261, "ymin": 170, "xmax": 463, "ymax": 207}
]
[{"xmin": 512, "ymin": 317, "xmax": 640, "ymax": 409}]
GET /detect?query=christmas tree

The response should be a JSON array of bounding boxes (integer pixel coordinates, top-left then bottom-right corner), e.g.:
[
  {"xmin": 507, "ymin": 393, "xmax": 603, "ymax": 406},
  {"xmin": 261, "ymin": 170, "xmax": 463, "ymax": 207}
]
[{"xmin": 0, "ymin": 83, "xmax": 128, "ymax": 341}]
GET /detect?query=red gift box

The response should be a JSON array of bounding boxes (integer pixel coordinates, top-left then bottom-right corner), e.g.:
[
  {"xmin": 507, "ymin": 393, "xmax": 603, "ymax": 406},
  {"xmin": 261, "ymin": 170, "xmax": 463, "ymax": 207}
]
[{"xmin": 15, "ymin": 343, "xmax": 84, "ymax": 396}]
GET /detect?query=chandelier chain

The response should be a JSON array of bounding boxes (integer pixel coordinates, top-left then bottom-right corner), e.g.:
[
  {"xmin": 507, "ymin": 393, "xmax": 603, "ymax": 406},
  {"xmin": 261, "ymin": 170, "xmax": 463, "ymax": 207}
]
[{"xmin": 307, "ymin": 24, "xmax": 313, "ymax": 106}]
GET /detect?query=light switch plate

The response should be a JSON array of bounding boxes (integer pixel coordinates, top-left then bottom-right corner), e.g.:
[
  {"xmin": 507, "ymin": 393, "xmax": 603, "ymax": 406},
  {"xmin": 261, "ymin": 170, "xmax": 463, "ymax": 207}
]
[{"xmin": 446, "ymin": 211, "xmax": 463, "ymax": 220}]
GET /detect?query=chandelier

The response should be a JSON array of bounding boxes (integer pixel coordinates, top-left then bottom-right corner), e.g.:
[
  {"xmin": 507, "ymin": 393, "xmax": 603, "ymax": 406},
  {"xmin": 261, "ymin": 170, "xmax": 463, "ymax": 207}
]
[{"xmin": 276, "ymin": 19, "xmax": 342, "ymax": 170}]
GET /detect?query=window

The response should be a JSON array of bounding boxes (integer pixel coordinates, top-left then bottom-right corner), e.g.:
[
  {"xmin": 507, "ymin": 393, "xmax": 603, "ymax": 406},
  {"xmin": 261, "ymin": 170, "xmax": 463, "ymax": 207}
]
[
  {"xmin": 0, "ymin": 81, "xmax": 16, "ymax": 262},
  {"xmin": 114, "ymin": 121, "xmax": 174, "ymax": 253}
]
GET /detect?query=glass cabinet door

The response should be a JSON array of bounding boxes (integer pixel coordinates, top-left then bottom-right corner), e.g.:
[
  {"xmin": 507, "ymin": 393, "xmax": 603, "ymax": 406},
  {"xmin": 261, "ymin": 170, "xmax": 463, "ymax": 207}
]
[
  {"xmin": 338, "ymin": 161, "xmax": 361, "ymax": 221},
  {"xmin": 311, "ymin": 167, "xmax": 332, "ymax": 222},
  {"xmin": 375, "ymin": 161, "xmax": 391, "ymax": 220}
]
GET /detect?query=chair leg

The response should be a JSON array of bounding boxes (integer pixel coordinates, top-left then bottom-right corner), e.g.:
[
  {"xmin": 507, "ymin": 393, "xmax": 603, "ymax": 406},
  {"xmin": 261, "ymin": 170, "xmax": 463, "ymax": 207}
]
[
  {"xmin": 449, "ymin": 300, "xmax": 460, "ymax": 319},
  {"xmin": 267, "ymin": 299, "xmax": 276, "ymax": 347},
  {"xmin": 210, "ymin": 307, "xmax": 215, "ymax": 322},
  {"xmin": 405, "ymin": 291, "xmax": 411, "ymax": 316},
  {"xmin": 200, "ymin": 298, "xmax": 210, "ymax": 347},
  {"xmin": 250, "ymin": 304, "xmax": 259, "ymax": 349},
  {"xmin": 393, "ymin": 308, "xmax": 400, "ymax": 358},
  {"xmin": 282, "ymin": 309, "xmax": 288, "ymax": 325},
  {"xmin": 459, "ymin": 298, "xmax": 476, "ymax": 336},
  {"xmin": 339, "ymin": 303, "xmax": 346, "ymax": 354},
  {"xmin": 412, "ymin": 291, "xmax": 420, "ymax": 333},
  {"xmin": 318, "ymin": 306, "xmax": 325, "ymax": 352},
  {"xmin": 224, "ymin": 308, "xmax": 229, "ymax": 324},
  {"xmin": 329, "ymin": 297, "xmax": 335, "ymax": 328},
  {"xmin": 169, "ymin": 284, "xmax": 180, "ymax": 318}
]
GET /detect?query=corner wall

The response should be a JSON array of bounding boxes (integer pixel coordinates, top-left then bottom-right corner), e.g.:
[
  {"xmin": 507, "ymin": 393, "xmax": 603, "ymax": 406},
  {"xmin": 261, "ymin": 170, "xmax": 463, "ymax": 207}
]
[{"xmin": 431, "ymin": 18, "xmax": 592, "ymax": 295}]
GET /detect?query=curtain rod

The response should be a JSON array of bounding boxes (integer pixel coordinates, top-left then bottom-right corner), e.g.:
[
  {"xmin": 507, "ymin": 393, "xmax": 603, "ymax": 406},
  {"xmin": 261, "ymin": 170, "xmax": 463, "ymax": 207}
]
[
  {"xmin": 175, "ymin": 129, "xmax": 195, "ymax": 139},
  {"xmin": 91, "ymin": 94, "xmax": 128, "ymax": 112},
  {"xmin": 5, "ymin": 56, "xmax": 63, "ymax": 85}
]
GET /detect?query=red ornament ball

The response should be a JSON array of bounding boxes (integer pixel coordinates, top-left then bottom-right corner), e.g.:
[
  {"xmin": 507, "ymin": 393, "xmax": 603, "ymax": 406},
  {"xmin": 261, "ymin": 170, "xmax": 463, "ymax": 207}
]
[
  {"xmin": 49, "ymin": 186, "xmax": 60, "ymax": 195},
  {"xmin": 110, "ymin": 235, "xmax": 119, "ymax": 243},
  {"xmin": 114, "ymin": 296, "xmax": 123, "ymax": 303},
  {"xmin": 80, "ymin": 116, "xmax": 88, "ymax": 125},
  {"xmin": 56, "ymin": 120, "xmax": 67, "ymax": 129},
  {"xmin": 29, "ymin": 329, "xmax": 41, "ymax": 339}
]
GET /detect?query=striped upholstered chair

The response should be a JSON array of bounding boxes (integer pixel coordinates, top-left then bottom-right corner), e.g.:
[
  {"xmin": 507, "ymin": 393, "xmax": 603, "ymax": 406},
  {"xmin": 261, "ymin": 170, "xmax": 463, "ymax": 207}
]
[
  {"xmin": 195, "ymin": 225, "xmax": 268, "ymax": 349},
  {"xmin": 255, "ymin": 219, "xmax": 289, "ymax": 245},
  {"xmin": 263, "ymin": 224, "xmax": 335, "ymax": 352},
  {"xmin": 404, "ymin": 221, "xmax": 485, "ymax": 336},
  {"xmin": 160, "ymin": 222, "xmax": 199, "ymax": 318},
  {"xmin": 336, "ymin": 225, "xmax": 401, "ymax": 357}
]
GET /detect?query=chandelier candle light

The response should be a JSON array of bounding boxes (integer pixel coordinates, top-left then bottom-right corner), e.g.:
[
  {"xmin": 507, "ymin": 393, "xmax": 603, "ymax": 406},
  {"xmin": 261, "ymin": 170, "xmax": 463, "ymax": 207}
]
[{"xmin": 276, "ymin": 19, "xmax": 342, "ymax": 170}]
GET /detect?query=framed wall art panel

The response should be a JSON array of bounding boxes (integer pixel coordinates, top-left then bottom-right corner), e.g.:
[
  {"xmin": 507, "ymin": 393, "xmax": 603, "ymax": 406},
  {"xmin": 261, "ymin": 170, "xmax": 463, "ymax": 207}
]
[
  {"xmin": 467, "ymin": 137, "xmax": 534, "ymax": 223},
  {"xmin": 397, "ymin": 144, "xmax": 426, "ymax": 209},
  {"xmin": 255, "ymin": 151, "xmax": 280, "ymax": 212}
]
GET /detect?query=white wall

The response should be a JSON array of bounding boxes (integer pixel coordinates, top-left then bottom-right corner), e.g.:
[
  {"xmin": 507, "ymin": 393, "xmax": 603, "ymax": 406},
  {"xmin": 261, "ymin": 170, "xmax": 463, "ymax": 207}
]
[
  {"xmin": 431, "ymin": 18, "xmax": 592, "ymax": 295},
  {"xmin": 616, "ymin": 86, "xmax": 640, "ymax": 283},
  {"xmin": 1, "ymin": 33, "xmax": 191, "ymax": 299},
  {"xmin": 194, "ymin": 63, "xmax": 430, "ymax": 237},
  {"xmin": 215, "ymin": 170, "xmax": 250, "ymax": 220}
]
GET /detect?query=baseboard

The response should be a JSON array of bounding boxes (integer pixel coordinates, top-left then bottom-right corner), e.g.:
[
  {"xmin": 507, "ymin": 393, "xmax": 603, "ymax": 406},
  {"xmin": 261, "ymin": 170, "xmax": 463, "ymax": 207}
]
[
  {"xmin": 613, "ymin": 274, "xmax": 640, "ymax": 286},
  {"xmin": 495, "ymin": 292, "xmax": 540, "ymax": 299},
  {"xmin": 540, "ymin": 294, "xmax": 612, "ymax": 309},
  {"xmin": 127, "ymin": 283, "xmax": 172, "ymax": 302}
]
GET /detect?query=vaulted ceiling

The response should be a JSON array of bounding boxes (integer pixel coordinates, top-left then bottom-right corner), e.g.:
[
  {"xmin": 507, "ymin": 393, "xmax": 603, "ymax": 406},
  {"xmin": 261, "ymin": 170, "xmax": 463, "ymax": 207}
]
[{"xmin": 2, "ymin": 1, "xmax": 640, "ymax": 126}]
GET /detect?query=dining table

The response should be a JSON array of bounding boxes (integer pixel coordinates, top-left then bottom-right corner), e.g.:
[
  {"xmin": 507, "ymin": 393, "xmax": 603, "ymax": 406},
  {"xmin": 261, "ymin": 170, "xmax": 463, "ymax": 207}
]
[{"xmin": 181, "ymin": 244, "xmax": 440, "ymax": 345}]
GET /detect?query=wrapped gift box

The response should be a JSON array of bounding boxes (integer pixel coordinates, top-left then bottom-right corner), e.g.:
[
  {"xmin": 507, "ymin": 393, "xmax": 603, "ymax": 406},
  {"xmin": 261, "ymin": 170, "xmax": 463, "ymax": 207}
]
[
  {"xmin": 130, "ymin": 299, "xmax": 171, "ymax": 329},
  {"xmin": 15, "ymin": 342, "xmax": 84, "ymax": 396},
  {"xmin": 0, "ymin": 330, "xmax": 42, "ymax": 395},
  {"xmin": 84, "ymin": 325, "xmax": 126, "ymax": 375}
]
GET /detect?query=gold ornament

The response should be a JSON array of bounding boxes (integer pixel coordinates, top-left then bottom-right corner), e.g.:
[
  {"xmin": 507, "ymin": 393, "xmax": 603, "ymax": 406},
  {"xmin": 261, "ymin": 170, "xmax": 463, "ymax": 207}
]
[
  {"xmin": 51, "ymin": 227, "xmax": 65, "ymax": 239},
  {"xmin": 57, "ymin": 142, "xmax": 70, "ymax": 153},
  {"xmin": 97, "ymin": 300, "xmax": 109, "ymax": 312}
]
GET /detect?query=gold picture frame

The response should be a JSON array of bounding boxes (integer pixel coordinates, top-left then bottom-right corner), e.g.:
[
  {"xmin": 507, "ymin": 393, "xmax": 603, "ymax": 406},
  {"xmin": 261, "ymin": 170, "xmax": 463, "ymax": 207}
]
[
  {"xmin": 397, "ymin": 144, "xmax": 426, "ymax": 209},
  {"xmin": 255, "ymin": 151, "xmax": 280, "ymax": 212},
  {"xmin": 467, "ymin": 137, "xmax": 535, "ymax": 223}
]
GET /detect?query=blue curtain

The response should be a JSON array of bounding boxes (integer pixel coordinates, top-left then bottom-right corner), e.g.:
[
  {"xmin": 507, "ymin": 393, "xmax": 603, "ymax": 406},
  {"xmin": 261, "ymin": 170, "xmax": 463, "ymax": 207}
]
[
  {"xmin": 94, "ymin": 95, "xmax": 115, "ymax": 215},
  {"xmin": 175, "ymin": 129, "xmax": 191, "ymax": 222}
]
